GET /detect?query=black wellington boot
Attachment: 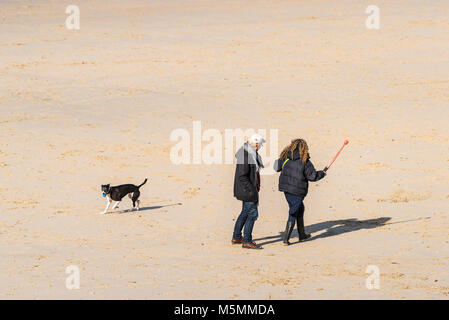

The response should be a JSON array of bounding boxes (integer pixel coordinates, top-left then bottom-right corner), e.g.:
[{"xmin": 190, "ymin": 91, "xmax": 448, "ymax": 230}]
[
  {"xmin": 297, "ymin": 216, "xmax": 311, "ymax": 241},
  {"xmin": 283, "ymin": 221, "xmax": 295, "ymax": 246}
]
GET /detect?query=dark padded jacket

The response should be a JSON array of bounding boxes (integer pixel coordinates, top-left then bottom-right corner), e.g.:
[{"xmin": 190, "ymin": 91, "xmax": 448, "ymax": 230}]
[
  {"xmin": 274, "ymin": 149, "xmax": 325, "ymax": 197},
  {"xmin": 233, "ymin": 144, "xmax": 262, "ymax": 203}
]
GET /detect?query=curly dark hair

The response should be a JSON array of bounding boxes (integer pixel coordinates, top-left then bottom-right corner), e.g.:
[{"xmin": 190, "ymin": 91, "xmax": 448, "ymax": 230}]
[{"xmin": 279, "ymin": 138, "xmax": 309, "ymax": 164}]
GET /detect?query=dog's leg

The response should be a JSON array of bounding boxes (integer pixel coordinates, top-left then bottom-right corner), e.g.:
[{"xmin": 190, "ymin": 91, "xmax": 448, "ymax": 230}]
[
  {"xmin": 136, "ymin": 199, "xmax": 140, "ymax": 211},
  {"xmin": 100, "ymin": 197, "xmax": 111, "ymax": 214},
  {"xmin": 131, "ymin": 190, "xmax": 140, "ymax": 211},
  {"xmin": 112, "ymin": 201, "xmax": 121, "ymax": 210}
]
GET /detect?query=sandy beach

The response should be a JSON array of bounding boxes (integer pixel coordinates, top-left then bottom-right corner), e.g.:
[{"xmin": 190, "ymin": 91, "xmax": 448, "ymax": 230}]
[{"xmin": 0, "ymin": 0, "xmax": 448, "ymax": 299}]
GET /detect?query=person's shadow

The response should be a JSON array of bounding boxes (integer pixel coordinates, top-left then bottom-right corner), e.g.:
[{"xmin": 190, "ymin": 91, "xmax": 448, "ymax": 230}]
[{"xmin": 253, "ymin": 217, "xmax": 392, "ymax": 246}]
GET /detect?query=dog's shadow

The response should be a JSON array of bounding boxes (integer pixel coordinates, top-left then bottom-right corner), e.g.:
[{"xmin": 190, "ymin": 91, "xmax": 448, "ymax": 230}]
[
  {"xmin": 114, "ymin": 202, "xmax": 182, "ymax": 214},
  {"xmin": 253, "ymin": 217, "xmax": 393, "ymax": 246}
]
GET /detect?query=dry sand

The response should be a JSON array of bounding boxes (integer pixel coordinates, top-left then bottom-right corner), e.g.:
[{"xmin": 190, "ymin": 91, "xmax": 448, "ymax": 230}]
[{"xmin": 0, "ymin": 0, "xmax": 448, "ymax": 299}]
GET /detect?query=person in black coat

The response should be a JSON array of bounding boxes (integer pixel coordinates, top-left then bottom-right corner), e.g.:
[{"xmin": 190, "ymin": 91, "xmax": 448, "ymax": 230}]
[
  {"xmin": 274, "ymin": 138, "xmax": 326, "ymax": 245},
  {"xmin": 232, "ymin": 134, "xmax": 265, "ymax": 249}
]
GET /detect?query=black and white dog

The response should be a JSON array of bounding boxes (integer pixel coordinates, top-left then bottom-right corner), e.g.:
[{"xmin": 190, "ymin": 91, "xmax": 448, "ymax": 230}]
[{"xmin": 100, "ymin": 178, "xmax": 148, "ymax": 214}]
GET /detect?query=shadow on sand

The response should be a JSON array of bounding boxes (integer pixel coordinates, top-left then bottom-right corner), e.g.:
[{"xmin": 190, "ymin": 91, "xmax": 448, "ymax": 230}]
[
  {"xmin": 115, "ymin": 202, "xmax": 182, "ymax": 214},
  {"xmin": 254, "ymin": 217, "xmax": 394, "ymax": 246}
]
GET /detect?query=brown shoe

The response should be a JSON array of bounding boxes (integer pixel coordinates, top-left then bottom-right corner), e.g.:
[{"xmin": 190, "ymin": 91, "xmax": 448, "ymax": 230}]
[
  {"xmin": 242, "ymin": 241, "xmax": 263, "ymax": 250},
  {"xmin": 231, "ymin": 238, "xmax": 243, "ymax": 244}
]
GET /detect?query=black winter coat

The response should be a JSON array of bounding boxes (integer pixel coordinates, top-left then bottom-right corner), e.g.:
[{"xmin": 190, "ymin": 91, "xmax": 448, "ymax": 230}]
[
  {"xmin": 274, "ymin": 149, "xmax": 325, "ymax": 197},
  {"xmin": 233, "ymin": 144, "xmax": 262, "ymax": 202}
]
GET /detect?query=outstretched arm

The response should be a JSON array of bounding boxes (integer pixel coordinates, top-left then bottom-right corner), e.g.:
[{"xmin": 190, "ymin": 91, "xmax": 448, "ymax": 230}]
[{"xmin": 304, "ymin": 159, "xmax": 326, "ymax": 182}]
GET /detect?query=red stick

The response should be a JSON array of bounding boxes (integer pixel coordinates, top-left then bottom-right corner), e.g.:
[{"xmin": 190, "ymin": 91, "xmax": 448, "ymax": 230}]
[{"xmin": 324, "ymin": 140, "xmax": 349, "ymax": 172}]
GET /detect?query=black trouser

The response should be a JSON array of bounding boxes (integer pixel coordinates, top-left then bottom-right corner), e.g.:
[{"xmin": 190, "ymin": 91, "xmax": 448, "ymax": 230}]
[{"xmin": 284, "ymin": 192, "xmax": 304, "ymax": 222}]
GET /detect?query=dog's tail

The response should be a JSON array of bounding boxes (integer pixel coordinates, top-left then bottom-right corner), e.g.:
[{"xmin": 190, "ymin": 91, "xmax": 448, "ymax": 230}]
[{"xmin": 137, "ymin": 178, "xmax": 148, "ymax": 188}]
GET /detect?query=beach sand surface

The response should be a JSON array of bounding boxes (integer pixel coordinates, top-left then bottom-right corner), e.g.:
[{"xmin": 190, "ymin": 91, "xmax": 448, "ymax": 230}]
[{"xmin": 0, "ymin": 0, "xmax": 448, "ymax": 299}]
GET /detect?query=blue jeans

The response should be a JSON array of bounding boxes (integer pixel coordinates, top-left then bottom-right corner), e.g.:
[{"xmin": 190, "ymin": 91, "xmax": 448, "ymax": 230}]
[
  {"xmin": 284, "ymin": 193, "xmax": 304, "ymax": 223},
  {"xmin": 233, "ymin": 201, "xmax": 259, "ymax": 243}
]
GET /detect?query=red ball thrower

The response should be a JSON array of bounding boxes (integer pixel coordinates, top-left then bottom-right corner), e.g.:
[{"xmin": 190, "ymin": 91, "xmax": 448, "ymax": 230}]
[{"xmin": 323, "ymin": 140, "xmax": 349, "ymax": 172}]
